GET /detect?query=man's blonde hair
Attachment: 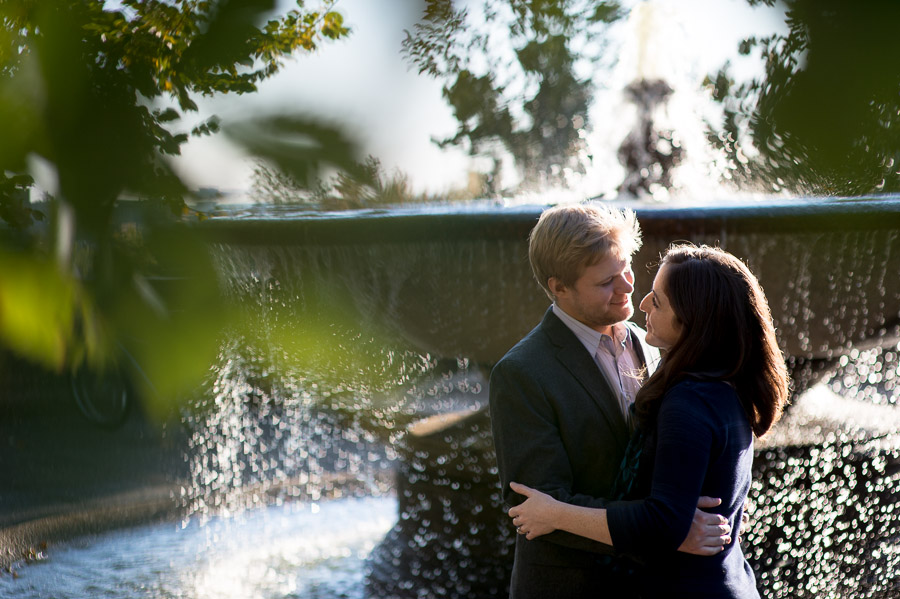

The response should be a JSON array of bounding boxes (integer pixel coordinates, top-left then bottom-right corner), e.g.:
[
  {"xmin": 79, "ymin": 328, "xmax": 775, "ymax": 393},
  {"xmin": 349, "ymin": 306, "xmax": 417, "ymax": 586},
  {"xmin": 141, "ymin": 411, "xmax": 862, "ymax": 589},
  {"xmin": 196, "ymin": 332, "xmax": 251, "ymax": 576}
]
[{"xmin": 528, "ymin": 203, "xmax": 642, "ymax": 300}]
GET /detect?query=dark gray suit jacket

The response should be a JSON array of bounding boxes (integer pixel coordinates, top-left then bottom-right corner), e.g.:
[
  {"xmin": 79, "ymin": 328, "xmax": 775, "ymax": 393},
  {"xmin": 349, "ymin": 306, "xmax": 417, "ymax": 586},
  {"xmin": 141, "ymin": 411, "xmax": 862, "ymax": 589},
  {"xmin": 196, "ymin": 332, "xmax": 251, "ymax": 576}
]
[{"xmin": 489, "ymin": 307, "xmax": 660, "ymax": 599}]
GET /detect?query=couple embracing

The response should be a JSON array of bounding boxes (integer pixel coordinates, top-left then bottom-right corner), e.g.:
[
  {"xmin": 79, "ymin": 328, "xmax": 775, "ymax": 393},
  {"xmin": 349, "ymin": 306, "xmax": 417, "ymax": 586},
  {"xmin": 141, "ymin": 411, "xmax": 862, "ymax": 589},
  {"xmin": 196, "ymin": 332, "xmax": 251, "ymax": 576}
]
[{"xmin": 489, "ymin": 204, "xmax": 789, "ymax": 599}]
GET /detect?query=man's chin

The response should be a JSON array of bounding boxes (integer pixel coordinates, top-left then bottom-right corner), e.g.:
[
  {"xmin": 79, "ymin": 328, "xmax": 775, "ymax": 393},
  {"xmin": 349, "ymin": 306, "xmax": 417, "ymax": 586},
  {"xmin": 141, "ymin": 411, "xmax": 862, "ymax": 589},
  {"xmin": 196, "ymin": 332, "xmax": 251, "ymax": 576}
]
[
  {"xmin": 615, "ymin": 305, "xmax": 634, "ymax": 322},
  {"xmin": 595, "ymin": 305, "xmax": 633, "ymax": 329}
]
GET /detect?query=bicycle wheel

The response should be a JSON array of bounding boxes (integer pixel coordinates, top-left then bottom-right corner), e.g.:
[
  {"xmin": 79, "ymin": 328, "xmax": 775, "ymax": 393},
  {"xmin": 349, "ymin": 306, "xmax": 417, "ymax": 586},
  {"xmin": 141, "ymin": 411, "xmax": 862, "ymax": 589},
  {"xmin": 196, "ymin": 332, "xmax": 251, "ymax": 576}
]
[{"xmin": 69, "ymin": 366, "xmax": 132, "ymax": 429}]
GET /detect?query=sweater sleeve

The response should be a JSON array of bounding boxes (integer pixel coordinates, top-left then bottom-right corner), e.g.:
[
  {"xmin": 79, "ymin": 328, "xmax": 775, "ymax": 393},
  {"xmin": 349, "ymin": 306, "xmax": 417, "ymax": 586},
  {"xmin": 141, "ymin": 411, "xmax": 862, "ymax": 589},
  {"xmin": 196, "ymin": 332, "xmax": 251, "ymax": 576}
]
[{"xmin": 605, "ymin": 384, "xmax": 717, "ymax": 556}]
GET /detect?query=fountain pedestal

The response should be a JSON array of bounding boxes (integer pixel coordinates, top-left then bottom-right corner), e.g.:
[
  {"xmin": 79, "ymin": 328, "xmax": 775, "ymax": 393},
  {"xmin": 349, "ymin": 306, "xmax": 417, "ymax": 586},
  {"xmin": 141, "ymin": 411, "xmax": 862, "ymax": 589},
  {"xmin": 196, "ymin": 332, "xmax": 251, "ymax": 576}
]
[{"xmin": 366, "ymin": 406, "xmax": 512, "ymax": 598}]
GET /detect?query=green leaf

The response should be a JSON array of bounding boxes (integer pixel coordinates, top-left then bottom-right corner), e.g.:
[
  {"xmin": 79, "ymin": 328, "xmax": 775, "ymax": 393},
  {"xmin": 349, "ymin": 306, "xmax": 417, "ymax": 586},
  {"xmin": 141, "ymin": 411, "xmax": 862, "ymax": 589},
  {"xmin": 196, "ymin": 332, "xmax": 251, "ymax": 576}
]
[
  {"xmin": 224, "ymin": 115, "xmax": 359, "ymax": 187},
  {"xmin": 156, "ymin": 107, "xmax": 181, "ymax": 123},
  {"xmin": 0, "ymin": 252, "xmax": 80, "ymax": 370},
  {"xmin": 321, "ymin": 11, "xmax": 348, "ymax": 40}
]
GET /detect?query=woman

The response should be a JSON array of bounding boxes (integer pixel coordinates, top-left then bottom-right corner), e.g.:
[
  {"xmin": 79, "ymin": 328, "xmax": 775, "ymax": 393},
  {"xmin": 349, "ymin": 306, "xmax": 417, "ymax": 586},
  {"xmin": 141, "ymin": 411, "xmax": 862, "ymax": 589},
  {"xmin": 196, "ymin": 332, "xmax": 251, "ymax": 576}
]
[{"xmin": 508, "ymin": 244, "xmax": 790, "ymax": 598}]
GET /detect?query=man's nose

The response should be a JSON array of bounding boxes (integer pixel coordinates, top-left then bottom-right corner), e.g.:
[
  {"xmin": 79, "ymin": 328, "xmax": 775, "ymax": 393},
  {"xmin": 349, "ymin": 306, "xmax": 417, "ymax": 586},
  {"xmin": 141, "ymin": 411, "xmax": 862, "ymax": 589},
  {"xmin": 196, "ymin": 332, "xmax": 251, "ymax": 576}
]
[{"xmin": 615, "ymin": 275, "xmax": 634, "ymax": 294}]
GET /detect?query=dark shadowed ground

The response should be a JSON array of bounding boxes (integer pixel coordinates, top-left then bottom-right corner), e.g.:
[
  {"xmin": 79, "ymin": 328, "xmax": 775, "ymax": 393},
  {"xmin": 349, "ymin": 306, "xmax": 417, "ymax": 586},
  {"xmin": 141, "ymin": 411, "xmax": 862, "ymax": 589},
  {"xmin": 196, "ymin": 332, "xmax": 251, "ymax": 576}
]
[{"xmin": 0, "ymin": 355, "xmax": 189, "ymax": 568}]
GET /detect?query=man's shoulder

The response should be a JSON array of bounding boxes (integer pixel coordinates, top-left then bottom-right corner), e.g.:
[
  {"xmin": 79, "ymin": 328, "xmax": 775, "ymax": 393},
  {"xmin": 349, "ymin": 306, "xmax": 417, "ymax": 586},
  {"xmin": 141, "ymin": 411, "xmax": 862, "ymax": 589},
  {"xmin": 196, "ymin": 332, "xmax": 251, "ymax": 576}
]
[
  {"xmin": 496, "ymin": 322, "xmax": 551, "ymax": 365},
  {"xmin": 492, "ymin": 311, "xmax": 569, "ymax": 376}
]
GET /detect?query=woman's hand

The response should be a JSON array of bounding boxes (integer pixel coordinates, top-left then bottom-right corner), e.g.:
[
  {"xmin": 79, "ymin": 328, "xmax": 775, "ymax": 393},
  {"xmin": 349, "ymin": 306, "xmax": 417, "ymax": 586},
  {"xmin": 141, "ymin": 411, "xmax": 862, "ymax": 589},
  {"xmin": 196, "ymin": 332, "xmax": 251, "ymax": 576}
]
[{"xmin": 507, "ymin": 482, "xmax": 562, "ymax": 540}]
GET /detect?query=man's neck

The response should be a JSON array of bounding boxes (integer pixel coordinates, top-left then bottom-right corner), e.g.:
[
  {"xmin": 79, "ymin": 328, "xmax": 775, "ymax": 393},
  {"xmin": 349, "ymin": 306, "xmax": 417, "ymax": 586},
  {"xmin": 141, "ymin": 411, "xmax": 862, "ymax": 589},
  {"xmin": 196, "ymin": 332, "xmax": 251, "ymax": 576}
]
[{"xmin": 596, "ymin": 324, "xmax": 616, "ymax": 338}]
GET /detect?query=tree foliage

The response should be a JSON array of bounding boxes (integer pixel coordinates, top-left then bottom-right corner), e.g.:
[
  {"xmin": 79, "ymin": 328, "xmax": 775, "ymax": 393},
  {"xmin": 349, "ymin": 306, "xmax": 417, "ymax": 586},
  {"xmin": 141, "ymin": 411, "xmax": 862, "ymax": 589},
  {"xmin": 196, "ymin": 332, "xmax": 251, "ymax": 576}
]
[
  {"xmin": 403, "ymin": 0, "xmax": 624, "ymax": 193},
  {"xmin": 407, "ymin": 0, "xmax": 900, "ymax": 198},
  {"xmin": 706, "ymin": 0, "xmax": 900, "ymax": 196},
  {"xmin": 0, "ymin": 0, "xmax": 350, "ymax": 413},
  {"xmin": 0, "ymin": 0, "xmax": 349, "ymax": 229}
]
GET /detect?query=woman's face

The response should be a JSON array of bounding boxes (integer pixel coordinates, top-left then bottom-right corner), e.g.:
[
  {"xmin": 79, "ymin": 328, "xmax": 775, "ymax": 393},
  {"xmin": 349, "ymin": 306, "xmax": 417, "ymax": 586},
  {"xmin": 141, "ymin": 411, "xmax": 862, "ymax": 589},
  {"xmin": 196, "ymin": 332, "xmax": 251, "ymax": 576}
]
[{"xmin": 639, "ymin": 263, "xmax": 683, "ymax": 350}]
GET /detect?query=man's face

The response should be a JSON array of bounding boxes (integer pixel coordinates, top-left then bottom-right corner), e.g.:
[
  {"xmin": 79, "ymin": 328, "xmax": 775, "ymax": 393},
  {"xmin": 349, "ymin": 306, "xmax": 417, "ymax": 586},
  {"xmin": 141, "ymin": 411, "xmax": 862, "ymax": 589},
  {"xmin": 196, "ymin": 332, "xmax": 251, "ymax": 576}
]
[{"xmin": 551, "ymin": 252, "xmax": 635, "ymax": 335}]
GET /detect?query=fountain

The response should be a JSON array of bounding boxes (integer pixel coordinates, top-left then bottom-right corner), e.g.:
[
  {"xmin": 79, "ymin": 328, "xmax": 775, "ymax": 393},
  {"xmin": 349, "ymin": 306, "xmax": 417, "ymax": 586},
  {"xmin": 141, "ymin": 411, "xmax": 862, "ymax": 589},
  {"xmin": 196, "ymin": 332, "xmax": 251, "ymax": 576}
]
[
  {"xmin": 200, "ymin": 197, "xmax": 900, "ymax": 382},
  {"xmin": 2, "ymin": 1, "xmax": 898, "ymax": 596},
  {"xmin": 1, "ymin": 197, "xmax": 898, "ymax": 598},
  {"xmin": 186, "ymin": 196, "xmax": 899, "ymax": 598}
]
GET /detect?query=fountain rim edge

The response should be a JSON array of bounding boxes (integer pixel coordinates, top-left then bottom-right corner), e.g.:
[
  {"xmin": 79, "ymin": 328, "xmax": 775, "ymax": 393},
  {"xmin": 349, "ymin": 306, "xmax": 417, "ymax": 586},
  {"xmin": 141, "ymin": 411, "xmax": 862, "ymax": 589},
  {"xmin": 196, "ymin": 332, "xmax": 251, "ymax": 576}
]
[{"xmin": 187, "ymin": 196, "xmax": 900, "ymax": 246}]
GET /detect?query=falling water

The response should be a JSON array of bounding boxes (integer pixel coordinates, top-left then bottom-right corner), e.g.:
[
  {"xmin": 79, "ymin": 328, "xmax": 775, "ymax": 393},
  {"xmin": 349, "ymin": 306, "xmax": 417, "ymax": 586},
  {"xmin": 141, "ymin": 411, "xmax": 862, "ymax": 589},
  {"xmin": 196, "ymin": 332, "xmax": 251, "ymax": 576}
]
[
  {"xmin": 180, "ymin": 206, "xmax": 899, "ymax": 598},
  {"xmin": 178, "ymin": 243, "xmax": 437, "ymax": 523},
  {"xmin": 2, "ymin": 202, "xmax": 898, "ymax": 598},
  {"xmin": 748, "ymin": 381, "xmax": 900, "ymax": 598}
]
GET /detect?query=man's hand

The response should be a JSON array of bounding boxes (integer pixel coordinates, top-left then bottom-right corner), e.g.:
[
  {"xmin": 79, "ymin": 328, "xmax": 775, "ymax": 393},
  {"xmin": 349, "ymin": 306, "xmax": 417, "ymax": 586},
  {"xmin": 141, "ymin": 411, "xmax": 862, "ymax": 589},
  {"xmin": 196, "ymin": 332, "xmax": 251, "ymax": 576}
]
[{"xmin": 677, "ymin": 496, "xmax": 731, "ymax": 556}]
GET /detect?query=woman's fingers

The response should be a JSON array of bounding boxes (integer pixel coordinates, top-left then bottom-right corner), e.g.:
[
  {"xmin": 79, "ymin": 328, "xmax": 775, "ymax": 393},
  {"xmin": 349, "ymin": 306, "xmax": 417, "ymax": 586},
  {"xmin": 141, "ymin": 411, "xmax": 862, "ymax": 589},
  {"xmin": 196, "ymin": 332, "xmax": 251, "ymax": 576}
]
[
  {"xmin": 696, "ymin": 496, "xmax": 723, "ymax": 509},
  {"xmin": 508, "ymin": 482, "xmax": 533, "ymax": 535},
  {"xmin": 509, "ymin": 481, "xmax": 533, "ymax": 495},
  {"xmin": 508, "ymin": 482, "xmax": 534, "ymax": 519},
  {"xmin": 508, "ymin": 483, "xmax": 555, "ymax": 540}
]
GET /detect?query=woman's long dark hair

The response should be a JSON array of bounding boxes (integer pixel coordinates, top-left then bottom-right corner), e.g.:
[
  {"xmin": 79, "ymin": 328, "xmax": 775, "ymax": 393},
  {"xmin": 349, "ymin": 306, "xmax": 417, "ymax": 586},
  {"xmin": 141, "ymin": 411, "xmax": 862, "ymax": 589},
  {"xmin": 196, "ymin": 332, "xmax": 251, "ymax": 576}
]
[{"xmin": 634, "ymin": 244, "xmax": 790, "ymax": 437}]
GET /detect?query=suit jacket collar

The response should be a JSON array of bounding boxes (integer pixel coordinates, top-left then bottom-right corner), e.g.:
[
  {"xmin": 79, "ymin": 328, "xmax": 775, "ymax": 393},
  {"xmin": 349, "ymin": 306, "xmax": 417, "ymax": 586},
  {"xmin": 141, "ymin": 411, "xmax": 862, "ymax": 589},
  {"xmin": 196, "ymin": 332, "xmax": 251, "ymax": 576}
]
[
  {"xmin": 540, "ymin": 308, "xmax": 631, "ymax": 446},
  {"xmin": 541, "ymin": 308, "xmax": 656, "ymax": 370}
]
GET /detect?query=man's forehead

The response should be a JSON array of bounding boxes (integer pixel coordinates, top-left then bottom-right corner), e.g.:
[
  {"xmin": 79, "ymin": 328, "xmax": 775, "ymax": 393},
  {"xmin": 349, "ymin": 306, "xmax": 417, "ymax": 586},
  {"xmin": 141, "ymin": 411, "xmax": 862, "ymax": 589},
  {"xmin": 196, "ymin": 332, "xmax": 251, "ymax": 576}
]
[{"xmin": 583, "ymin": 252, "xmax": 631, "ymax": 276}]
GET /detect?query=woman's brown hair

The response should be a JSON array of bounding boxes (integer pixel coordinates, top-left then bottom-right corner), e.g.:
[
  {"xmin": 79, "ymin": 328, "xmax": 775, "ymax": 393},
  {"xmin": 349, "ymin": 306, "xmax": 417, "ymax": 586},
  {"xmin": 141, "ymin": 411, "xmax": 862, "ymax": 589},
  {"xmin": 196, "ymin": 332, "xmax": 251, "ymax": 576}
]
[{"xmin": 634, "ymin": 244, "xmax": 790, "ymax": 437}]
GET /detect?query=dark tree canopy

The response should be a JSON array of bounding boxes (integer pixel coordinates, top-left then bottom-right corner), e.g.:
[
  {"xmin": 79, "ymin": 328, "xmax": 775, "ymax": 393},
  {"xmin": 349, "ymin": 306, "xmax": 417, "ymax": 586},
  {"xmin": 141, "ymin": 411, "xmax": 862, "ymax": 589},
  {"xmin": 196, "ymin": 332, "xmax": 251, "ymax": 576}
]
[{"xmin": 707, "ymin": 0, "xmax": 900, "ymax": 196}]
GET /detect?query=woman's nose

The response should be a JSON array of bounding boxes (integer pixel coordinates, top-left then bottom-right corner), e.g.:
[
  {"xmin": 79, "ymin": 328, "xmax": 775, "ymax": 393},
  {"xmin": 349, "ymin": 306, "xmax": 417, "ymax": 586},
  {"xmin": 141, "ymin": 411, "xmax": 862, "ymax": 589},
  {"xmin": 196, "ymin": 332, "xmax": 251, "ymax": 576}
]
[{"xmin": 639, "ymin": 292, "xmax": 651, "ymax": 312}]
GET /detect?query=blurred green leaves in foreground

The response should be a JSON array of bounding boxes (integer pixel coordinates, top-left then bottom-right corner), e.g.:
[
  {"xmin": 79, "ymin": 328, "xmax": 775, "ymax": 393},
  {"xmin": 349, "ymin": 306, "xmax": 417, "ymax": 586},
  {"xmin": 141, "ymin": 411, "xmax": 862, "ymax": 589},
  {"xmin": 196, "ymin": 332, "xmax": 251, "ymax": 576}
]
[
  {"xmin": 0, "ymin": 251, "xmax": 82, "ymax": 370},
  {"xmin": 0, "ymin": 0, "xmax": 353, "ymax": 420}
]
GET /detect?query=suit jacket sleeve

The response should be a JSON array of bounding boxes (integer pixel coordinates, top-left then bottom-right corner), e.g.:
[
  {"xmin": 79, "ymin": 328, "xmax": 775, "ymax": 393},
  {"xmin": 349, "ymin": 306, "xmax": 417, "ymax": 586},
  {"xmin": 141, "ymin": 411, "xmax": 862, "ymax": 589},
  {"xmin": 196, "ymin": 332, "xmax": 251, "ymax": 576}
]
[{"xmin": 490, "ymin": 356, "xmax": 615, "ymax": 554}]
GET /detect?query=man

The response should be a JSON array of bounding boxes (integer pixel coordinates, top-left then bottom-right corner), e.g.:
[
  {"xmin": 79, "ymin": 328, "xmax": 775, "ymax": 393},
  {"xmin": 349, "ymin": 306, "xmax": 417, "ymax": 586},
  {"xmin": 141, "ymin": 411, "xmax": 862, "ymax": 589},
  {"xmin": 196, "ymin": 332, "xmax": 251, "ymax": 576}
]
[{"xmin": 489, "ymin": 204, "xmax": 730, "ymax": 599}]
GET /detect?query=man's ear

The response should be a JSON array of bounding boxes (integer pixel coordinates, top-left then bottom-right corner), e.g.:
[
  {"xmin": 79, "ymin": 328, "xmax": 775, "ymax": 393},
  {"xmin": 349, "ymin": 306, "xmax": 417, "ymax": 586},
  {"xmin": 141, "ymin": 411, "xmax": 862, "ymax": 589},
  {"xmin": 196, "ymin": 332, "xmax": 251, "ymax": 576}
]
[{"xmin": 548, "ymin": 277, "xmax": 565, "ymax": 298}]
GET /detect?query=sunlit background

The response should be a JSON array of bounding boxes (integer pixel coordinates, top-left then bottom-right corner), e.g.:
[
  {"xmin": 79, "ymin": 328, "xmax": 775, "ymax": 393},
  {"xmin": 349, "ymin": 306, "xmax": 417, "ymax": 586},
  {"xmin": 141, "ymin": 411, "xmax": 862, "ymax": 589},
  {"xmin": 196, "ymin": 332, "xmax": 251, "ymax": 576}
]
[
  {"xmin": 173, "ymin": 0, "xmax": 784, "ymax": 201},
  {"xmin": 1, "ymin": 1, "xmax": 899, "ymax": 598}
]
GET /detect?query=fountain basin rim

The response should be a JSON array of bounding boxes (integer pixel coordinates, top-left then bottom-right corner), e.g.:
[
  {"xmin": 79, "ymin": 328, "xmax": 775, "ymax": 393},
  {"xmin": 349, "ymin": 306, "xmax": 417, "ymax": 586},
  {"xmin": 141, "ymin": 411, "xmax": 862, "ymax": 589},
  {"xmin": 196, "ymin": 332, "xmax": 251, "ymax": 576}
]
[
  {"xmin": 189, "ymin": 196, "xmax": 900, "ymax": 245},
  {"xmin": 0, "ymin": 484, "xmax": 182, "ymax": 570}
]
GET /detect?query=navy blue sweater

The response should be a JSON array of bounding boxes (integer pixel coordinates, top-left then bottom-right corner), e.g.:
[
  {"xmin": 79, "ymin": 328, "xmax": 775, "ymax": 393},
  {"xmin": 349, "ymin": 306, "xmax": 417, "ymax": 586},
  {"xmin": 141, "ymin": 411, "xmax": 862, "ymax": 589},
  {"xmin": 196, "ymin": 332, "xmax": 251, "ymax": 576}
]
[{"xmin": 606, "ymin": 379, "xmax": 759, "ymax": 598}]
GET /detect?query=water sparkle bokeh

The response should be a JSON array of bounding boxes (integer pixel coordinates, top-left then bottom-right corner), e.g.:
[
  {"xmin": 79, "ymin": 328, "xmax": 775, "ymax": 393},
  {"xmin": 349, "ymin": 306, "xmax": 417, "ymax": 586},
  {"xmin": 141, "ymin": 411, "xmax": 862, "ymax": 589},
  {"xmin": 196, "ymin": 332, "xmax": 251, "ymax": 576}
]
[{"xmin": 0, "ymin": 497, "xmax": 396, "ymax": 599}]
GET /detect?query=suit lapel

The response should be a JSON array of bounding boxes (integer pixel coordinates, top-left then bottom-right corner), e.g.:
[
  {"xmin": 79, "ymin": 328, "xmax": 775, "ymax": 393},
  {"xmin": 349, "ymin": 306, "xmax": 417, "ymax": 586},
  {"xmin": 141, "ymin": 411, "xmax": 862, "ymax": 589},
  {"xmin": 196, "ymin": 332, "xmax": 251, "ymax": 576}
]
[{"xmin": 541, "ymin": 309, "xmax": 630, "ymax": 447}]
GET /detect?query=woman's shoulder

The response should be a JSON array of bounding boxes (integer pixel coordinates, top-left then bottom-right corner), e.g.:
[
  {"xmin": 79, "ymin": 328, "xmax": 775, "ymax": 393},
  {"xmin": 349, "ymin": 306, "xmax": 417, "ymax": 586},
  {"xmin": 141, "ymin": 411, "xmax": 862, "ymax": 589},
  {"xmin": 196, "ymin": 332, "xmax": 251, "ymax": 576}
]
[
  {"xmin": 667, "ymin": 376, "xmax": 736, "ymax": 396},
  {"xmin": 661, "ymin": 378, "xmax": 742, "ymax": 418}
]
